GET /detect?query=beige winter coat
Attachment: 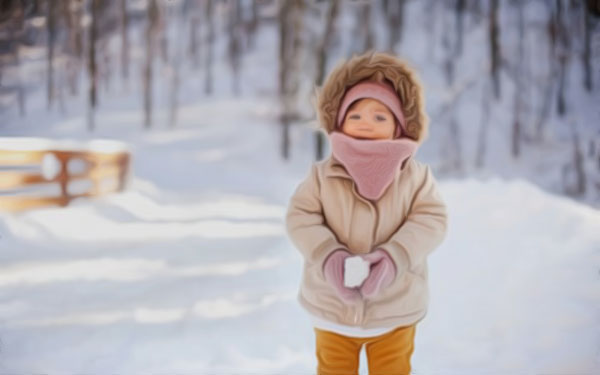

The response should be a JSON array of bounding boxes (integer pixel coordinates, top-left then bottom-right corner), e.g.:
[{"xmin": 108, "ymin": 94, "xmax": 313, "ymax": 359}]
[{"xmin": 285, "ymin": 51, "xmax": 448, "ymax": 329}]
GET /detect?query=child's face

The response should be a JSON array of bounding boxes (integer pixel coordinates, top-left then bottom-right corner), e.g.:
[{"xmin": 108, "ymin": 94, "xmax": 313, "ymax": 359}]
[{"xmin": 341, "ymin": 98, "xmax": 396, "ymax": 140}]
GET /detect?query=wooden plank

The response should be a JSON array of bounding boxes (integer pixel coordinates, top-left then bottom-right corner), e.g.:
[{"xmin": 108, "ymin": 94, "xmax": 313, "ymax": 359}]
[
  {"xmin": 0, "ymin": 171, "xmax": 50, "ymax": 189},
  {"xmin": 0, "ymin": 150, "xmax": 45, "ymax": 165},
  {"xmin": 0, "ymin": 196, "xmax": 68, "ymax": 212}
]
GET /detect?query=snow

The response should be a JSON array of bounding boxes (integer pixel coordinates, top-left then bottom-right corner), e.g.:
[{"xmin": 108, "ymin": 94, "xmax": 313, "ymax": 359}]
[
  {"xmin": 344, "ymin": 256, "xmax": 371, "ymax": 288},
  {"xmin": 0, "ymin": 94, "xmax": 598, "ymax": 373}
]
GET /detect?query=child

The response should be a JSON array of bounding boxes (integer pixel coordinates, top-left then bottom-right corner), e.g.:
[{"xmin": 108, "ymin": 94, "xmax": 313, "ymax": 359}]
[{"xmin": 286, "ymin": 50, "xmax": 448, "ymax": 375}]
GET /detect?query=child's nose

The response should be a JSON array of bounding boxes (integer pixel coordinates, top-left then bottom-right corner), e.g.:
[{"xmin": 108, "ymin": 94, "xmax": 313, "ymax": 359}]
[{"xmin": 363, "ymin": 117, "xmax": 376, "ymax": 127}]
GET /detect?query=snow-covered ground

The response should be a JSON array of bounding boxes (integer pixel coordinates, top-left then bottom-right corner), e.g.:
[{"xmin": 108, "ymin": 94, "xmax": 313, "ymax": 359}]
[{"xmin": 0, "ymin": 92, "xmax": 599, "ymax": 373}]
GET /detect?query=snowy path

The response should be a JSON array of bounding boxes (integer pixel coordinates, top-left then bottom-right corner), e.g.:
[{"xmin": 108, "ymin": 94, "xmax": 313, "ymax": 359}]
[{"xmin": 0, "ymin": 95, "xmax": 599, "ymax": 374}]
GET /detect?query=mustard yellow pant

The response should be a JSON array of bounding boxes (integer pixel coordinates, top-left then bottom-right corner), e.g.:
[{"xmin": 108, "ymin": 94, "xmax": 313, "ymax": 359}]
[{"xmin": 314, "ymin": 324, "xmax": 416, "ymax": 375}]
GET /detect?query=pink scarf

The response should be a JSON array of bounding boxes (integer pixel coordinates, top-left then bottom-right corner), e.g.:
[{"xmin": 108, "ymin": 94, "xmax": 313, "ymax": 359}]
[{"xmin": 329, "ymin": 131, "xmax": 419, "ymax": 201}]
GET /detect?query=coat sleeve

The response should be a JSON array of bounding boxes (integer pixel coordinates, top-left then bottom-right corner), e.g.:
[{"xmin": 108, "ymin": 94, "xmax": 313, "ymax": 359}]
[
  {"xmin": 285, "ymin": 164, "xmax": 346, "ymax": 280},
  {"xmin": 377, "ymin": 163, "xmax": 448, "ymax": 275}
]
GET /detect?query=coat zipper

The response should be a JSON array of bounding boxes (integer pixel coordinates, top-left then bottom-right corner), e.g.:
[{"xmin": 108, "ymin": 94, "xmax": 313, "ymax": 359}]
[{"xmin": 348, "ymin": 179, "xmax": 380, "ymax": 326}]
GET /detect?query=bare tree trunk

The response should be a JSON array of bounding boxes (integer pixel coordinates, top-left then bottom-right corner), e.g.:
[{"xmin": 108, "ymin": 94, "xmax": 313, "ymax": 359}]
[
  {"xmin": 563, "ymin": 121, "xmax": 587, "ymax": 196},
  {"xmin": 278, "ymin": 0, "xmax": 291, "ymax": 160},
  {"xmin": 169, "ymin": 4, "xmax": 184, "ymax": 128},
  {"xmin": 204, "ymin": 0, "xmax": 214, "ymax": 95},
  {"xmin": 278, "ymin": 0, "xmax": 291, "ymax": 99},
  {"xmin": 425, "ymin": 0, "xmax": 438, "ymax": 61},
  {"xmin": 228, "ymin": 0, "xmax": 243, "ymax": 96},
  {"xmin": 278, "ymin": 0, "xmax": 305, "ymax": 160},
  {"xmin": 73, "ymin": 0, "xmax": 83, "ymax": 60},
  {"xmin": 120, "ymin": 0, "xmax": 129, "ymax": 82},
  {"xmin": 72, "ymin": 0, "xmax": 83, "ymax": 95},
  {"xmin": 246, "ymin": 0, "xmax": 259, "ymax": 50},
  {"xmin": 572, "ymin": 126, "xmax": 586, "ymax": 196},
  {"xmin": 314, "ymin": 0, "xmax": 339, "ymax": 161},
  {"xmin": 383, "ymin": 0, "xmax": 405, "ymax": 52},
  {"xmin": 314, "ymin": 0, "xmax": 339, "ymax": 89},
  {"xmin": 489, "ymin": 0, "xmax": 501, "ymax": 99},
  {"xmin": 449, "ymin": 119, "xmax": 462, "ymax": 171},
  {"xmin": 144, "ymin": 0, "xmax": 158, "ymax": 129},
  {"xmin": 348, "ymin": 1, "xmax": 373, "ymax": 54},
  {"xmin": 362, "ymin": 1, "xmax": 374, "ymax": 51},
  {"xmin": 60, "ymin": 0, "xmax": 77, "ymax": 96},
  {"xmin": 455, "ymin": 0, "xmax": 465, "ymax": 56},
  {"xmin": 47, "ymin": 0, "xmax": 56, "ymax": 110},
  {"xmin": 168, "ymin": 57, "xmax": 181, "ymax": 128},
  {"xmin": 100, "ymin": 37, "xmax": 112, "ymax": 94},
  {"xmin": 535, "ymin": 0, "xmax": 558, "ymax": 141},
  {"xmin": 87, "ymin": 0, "xmax": 98, "ymax": 131},
  {"xmin": 582, "ymin": 0, "xmax": 593, "ymax": 91},
  {"xmin": 511, "ymin": 0, "xmax": 525, "ymax": 158},
  {"xmin": 476, "ymin": 78, "xmax": 491, "ymax": 168},
  {"xmin": 187, "ymin": 0, "xmax": 201, "ymax": 69},
  {"xmin": 441, "ymin": 7, "xmax": 462, "ymax": 172},
  {"xmin": 159, "ymin": 1, "xmax": 168, "ymax": 64},
  {"xmin": 57, "ymin": 63, "xmax": 66, "ymax": 114},
  {"xmin": 51, "ymin": 0, "xmax": 68, "ymax": 116},
  {"xmin": 555, "ymin": 0, "xmax": 570, "ymax": 117},
  {"xmin": 11, "ymin": 1, "xmax": 26, "ymax": 116}
]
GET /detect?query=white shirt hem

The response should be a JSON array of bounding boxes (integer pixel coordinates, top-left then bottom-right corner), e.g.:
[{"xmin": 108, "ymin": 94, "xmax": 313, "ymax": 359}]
[{"xmin": 309, "ymin": 313, "xmax": 399, "ymax": 338}]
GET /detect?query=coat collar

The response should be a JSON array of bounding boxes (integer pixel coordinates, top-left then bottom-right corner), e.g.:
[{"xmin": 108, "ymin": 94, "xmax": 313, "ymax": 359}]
[{"xmin": 323, "ymin": 154, "xmax": 352, "ymax": 179}]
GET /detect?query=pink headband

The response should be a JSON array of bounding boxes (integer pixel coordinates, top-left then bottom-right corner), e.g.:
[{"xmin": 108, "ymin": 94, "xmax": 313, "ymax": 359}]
[{"xmin": 336, "ymin": 80, "xmax": 406, "ymax": 138}]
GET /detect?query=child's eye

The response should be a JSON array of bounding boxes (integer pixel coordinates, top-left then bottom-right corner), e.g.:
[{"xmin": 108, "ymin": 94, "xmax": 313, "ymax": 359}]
[
  {"xmin": 375, "ymin": 115, "xmax": 386, "ymax": 121},
  {"xmin": 349, "ymin": 114, "xmax": 360, "ymax": 120}
]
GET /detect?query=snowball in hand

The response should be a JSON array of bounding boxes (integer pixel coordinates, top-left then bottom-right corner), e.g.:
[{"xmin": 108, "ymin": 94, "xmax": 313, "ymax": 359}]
[{"xmin": 343, "ymin": 256, "xmax": 371, "ymax": 288}]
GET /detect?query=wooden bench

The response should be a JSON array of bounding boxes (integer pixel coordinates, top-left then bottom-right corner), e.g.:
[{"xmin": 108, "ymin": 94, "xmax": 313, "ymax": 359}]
[{"xmin": 0, "ymin": 137, "xmax": 131, "ymax": 212}]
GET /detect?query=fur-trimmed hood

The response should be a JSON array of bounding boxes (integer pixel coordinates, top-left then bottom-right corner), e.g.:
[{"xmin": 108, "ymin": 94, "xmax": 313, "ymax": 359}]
[{"xmin": 314, "ymin": 50, "xmax": 429, "ymax": 144}]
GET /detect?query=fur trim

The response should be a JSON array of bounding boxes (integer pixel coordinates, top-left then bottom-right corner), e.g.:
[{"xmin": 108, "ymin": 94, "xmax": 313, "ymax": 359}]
[{"xmin": 314, "ymin": 50, "xmax": 429, "ymax": 144}]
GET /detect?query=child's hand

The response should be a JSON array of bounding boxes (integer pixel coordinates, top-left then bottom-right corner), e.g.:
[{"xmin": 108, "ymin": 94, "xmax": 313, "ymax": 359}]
[
  {"xmin": 323, "ymin": 249, "xmax": 362, "ymax": 303},
  {"xmin": 359, "ymin": 248, "xmax": 397, "ymax": 298}
]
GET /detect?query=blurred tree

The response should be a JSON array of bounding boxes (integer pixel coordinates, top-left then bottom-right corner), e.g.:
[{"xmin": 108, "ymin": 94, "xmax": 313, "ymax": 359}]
[
  {"xmin": 187, "ymin": 0, "xmax": 201, "ymax": 69},
  {"xmin": 228, "ymin": 0, "xmax": 243, "ymax": 96},
  {"xmin": 455, "ymin": 0, "xmax": 465, "ymax": 56},
  {"xmin": 314, "ymin": 0, "xmax": 339, "ymax": 161},
  {"xmin": 1, "ymin": 0, "xmax": 26, "ymax": 116},
  {"xmin": 489, "ymin": 0, "xmax": 501, "ymax": 99},
  {"xmin": 348, "ymin": 0, "xmax": 374, "ymax": 54},
  {"xmin": 0, "ymin": 0, "xmax": 597, "ymax": 203},
  {"xmin": 440, "ymin": 0, "xmax": 464, "ymax": 173},
  {"xmin": 87, "ymin": 0, "xmax": 98, "ymax": 131},
  {"xmin": 511, "ymin": 0, "xmax": 525, "ymax": 159},
  {"xmin": 204, "ymin": 0, "xmax": 214, "ymax": 95},
  {"xmin": 169, "ymin": 2, "xmax": 184, "ymax": 128},
  {"xmin": 582, "ymin": 0, "xmax": 594, "ymax": 91},
  {"xmin": 62, "ymin": 0, "xmax": 84, "ymax": 96},
  {"xmin": 555, "ymin": 0, "xmax": 570, "ymax": 117},
  {"xmin": 382, "ymin": 0, "xmax": 405, "ymax": 52},
  {"xmin": 120, "ymin": 0, "xmax": 129, "ymax": 83},
  {"xmin": 159, "ymin": 1, "xmax": 168, "ymax": 65},
  {"xmin": 143, "ymin": 0, "xmax": 159, "ymax": 129},
  {"xmin": 245, "ymin": 0, "xmax": 260, "ymax": 49},
  {"xmin": 47, "ymin": 0, "xmax": 56, "ymax": 109},
  {"xmin": 279, "ymin": 0, "xmax": 305, "ymax": 160}
]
